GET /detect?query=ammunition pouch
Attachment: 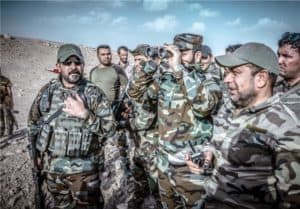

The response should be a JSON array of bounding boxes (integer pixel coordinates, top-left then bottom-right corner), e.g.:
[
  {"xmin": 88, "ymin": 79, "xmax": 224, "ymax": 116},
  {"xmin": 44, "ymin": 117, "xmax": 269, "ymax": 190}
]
[
  {"xmin": 48, "ymin": 127, "xmax": 96, "ymax": 157},
  {"xmin": 36, "ymin": 124, "xmax": 52, "ymax": 152}
]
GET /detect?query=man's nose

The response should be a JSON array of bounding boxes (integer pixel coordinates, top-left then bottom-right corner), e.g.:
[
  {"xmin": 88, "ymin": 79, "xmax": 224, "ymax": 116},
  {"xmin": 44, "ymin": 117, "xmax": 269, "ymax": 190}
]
[{"xmin": 224, "ymin": 72, "xmax": 233, "ymax": 84}]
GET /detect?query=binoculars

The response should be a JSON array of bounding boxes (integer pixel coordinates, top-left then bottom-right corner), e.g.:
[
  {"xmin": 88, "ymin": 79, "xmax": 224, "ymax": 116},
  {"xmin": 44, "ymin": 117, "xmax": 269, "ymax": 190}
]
[{"xmin": 144, "ymin": 47, "xmax": 172, "ymax": 59}]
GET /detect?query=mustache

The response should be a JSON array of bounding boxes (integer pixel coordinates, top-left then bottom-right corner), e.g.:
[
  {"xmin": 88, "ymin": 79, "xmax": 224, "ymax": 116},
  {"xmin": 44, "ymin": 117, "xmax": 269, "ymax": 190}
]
[{"xmin": 68, "ymin": 70, "xmax": 81, "ymax": 75}]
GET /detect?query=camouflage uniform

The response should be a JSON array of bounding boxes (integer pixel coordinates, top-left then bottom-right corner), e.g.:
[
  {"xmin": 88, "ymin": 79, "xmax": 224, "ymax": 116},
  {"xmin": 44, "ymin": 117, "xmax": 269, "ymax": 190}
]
[
  {"xmin": 127, "ymin": 59, "xmax": 222, "ymax": 208},
  {"xmin": 274, "ymin": 76, "xmax": 300, "ymax": 95},
  {"xmin": 28, "ymin": 77, "xmax": 115, "ymax": 209},
  {"xmin": 203, "ymin": 92, "xmax": 300, "ymax": 209},
  {"xmin": 90, "ymin": 64, "xmax": 144, "ymax": 209},
  {"xmin": 0, "ymin": 74, "xmax": 16, "ymax": 137},
  {"xmin": 202, "ymin": 62, "xmax": 224, "ymax": 82}
]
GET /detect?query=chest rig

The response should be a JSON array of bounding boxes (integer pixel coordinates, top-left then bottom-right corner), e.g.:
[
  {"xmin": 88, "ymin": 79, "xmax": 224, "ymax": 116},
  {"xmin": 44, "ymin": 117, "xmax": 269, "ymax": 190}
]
[{"xmin": 36, "ymin": 79, "xmax": 99, "ymax": 158}]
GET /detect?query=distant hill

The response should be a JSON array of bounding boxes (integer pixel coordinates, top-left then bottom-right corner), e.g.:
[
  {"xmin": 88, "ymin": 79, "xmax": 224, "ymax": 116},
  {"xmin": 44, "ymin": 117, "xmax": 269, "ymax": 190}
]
[{"xmin": 0, "ymin": 34, "xmax": 120, "ymax": 128}]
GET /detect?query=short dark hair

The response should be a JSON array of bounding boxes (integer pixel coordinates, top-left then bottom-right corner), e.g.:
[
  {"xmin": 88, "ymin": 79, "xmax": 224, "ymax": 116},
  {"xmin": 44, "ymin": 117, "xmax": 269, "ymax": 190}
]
[
  {"xmin": 225, "ymin": 44, "xmax": 242, "ymax": 53},
  {"xmin": 117, "ymin": 46, "xmax": 129, "ymax": 54},
  {"xmin": 278, "ymin": 32, "xmax": 300, "ymax": 53},
  {"xmin": 97, "ymin": 44, "xmax": 111, "ymax": 55},
  {"xmin": 247, "ymin": 63, "xmax": 277, "ymax": 88}
]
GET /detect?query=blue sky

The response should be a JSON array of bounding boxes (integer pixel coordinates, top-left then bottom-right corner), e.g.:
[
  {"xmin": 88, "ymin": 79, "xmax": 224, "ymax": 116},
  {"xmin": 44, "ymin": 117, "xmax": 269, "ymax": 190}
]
[{"xmin": 1, "ymin": 0, "xmax": 300, "ymax": 55}]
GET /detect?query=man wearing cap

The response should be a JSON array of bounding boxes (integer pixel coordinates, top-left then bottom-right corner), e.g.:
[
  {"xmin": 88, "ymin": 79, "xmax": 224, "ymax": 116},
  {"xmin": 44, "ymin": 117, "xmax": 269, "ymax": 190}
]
[
  {"xmin": 28, "ymin": 43, "xmax": 115, "ymax": 209},
  {"xmin": 186, "ymin": 42, "xmax": 300, "ymax": 209},
  {"xmin": 127, "ymin": 34, "xmax": 222, "ymax": 208},
  {"xmin": 194, "ymin": 45, "xmax": 223, "ymax": 82}
]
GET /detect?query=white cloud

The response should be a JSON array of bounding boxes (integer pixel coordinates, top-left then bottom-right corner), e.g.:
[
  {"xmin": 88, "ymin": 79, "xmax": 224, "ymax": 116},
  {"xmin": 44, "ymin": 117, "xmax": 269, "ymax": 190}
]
[
  {"xmin": 189, "ymin": 3, "xmax": 202, "ymax": 11},
  {"xmin": 226, "ymin": 18, "xmax": 241, "ymax": 27},
  {"xmin": 39, "ymin": 11, "xmax": 111, "ymax": 25},
  {"xmin": 143, "ymin": 15, "xmax": 178, "ymax": 32},
  {"xmin": 188, "ymin": 22, "xmax": 206, "ymax": 33},
  {"xmin": 112, "ymin": 16, "xmax": 128, "ymax": 26},
  {"xmin": 241, "ymin": 17, "xmax": 289, "ymax": 32},
  {"xmin": 199, "ymin": 8, "xmax": 219, "ymax": 18},
  {"xmin": 143, "ymin": 0, "xmax": 180, "ymax": 11}
]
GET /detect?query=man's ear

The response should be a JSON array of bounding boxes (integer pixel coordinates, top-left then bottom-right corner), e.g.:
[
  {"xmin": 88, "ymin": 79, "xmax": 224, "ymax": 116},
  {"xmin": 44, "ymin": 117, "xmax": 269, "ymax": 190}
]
[
  {"xmin": 255, "ymin": 70, "xmax": 268, "ymax": 88},
  {"xmin": 56, "ymin": 63, "xmax": 62, "ymax": 73}
]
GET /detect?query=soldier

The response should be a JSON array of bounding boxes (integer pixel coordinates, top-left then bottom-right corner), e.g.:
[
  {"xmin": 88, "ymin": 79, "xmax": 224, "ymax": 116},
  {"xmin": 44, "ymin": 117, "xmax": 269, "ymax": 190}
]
[
  {"xmin": 0, "ymin": 69, "xmax": 17, "ymax": 137},
  {"xmin": 128, "ymin": 44, "xmax": 161, "ymax": 208},
  {"xmin": 195, "ymin": 45, "xmax": 224, "ymax": 82},
  {"xmin": 186, "ymin": 43, "xmax": 300, "ymax": 209},
  {"xmin": 117, "ymin": 45, "xmax": 134, "ymax": 81},
  {"xmin": 274, "ymin": 32, "xmax": 300, "ymax": 94},
  {"xmin": 90, "ymin": 44, "xmax": 128, "ymax": 101},
  {"xmin": 90, "ymin": 44, "xmax": 141, "ymax": 209},
  {"xmin": 127, "ymin": 33, "xmax": 222, "ymax": 209},
  {"xmin": 28, "ymin": 43, "xmax": 115, "ymax": 209}
]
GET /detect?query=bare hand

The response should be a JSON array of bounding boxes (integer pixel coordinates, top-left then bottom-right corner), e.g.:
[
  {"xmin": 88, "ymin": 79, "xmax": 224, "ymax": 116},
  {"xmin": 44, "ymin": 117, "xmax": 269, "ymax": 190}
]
[
  {"xmin": 185, "ymin": 154, "xmax": 204, "ymax": 175},
  {"xmin": 63, "ymin": 94, "xmax": 88, "ymax": 119}
]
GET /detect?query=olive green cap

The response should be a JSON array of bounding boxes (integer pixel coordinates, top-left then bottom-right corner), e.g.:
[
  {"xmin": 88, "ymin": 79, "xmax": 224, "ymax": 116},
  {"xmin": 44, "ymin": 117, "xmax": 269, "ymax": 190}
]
[
  {"xmin": 215, "ymin": 42, "xmax": 279, "ymax": 75},
  {"xmin": 57, "ymin": 44, "xmax": 84, "ymax": 63}
]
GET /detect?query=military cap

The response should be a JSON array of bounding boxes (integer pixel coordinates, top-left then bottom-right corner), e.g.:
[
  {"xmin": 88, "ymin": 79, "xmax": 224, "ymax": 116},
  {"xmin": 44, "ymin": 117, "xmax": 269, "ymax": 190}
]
[
  {"xmin": 215, "ymin": 42, "xmax": 279, "ymax": 75},
  {"xmin": 200, "ymin": 45, "xmax": 212, "ymax": 57},
  {"xmin": 173, "ymin": 33, "xmax": 203, "ymax": 51},
  {"xmin": 131, "ymin": 44, "xmax": 150, "ymax": 56},
  {"xmin": 57, "ymin": 44, "xmax": 84, "ymax": 63}
]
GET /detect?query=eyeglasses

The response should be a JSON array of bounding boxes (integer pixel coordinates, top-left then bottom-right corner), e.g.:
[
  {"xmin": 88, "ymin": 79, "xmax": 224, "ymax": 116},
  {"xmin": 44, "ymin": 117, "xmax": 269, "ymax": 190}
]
[{"xmin": 62, "ymin": 60, "xmax": 82, "ymax": 66}]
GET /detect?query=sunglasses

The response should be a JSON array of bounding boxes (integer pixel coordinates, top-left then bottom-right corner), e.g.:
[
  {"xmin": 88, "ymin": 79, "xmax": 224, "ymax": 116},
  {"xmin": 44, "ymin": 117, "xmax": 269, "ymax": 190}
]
[{"xmin": 62, "ymin": 60, "xmax": 82, "ymax": 66}]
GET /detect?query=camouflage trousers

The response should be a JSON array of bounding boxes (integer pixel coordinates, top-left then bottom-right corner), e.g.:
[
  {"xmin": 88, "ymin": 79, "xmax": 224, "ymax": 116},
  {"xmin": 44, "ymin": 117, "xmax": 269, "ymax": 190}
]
[
  {"xmin": 44, "ymin": 171, "xmax": 102, "ymax": 209},
  {"xmin": 0, "ymin": 106, "xmax": 14, "ymax": 137},
  {"xmin": 101, "ymin": 131, "xmax": 144, "ymax": 209},
  {"xmin": 135, "ymin": 129, "xmax": 159, "ymax": 191},
  {"xmin": 158, "ymin": 166, "xmax": 206, "ymax": 209}
]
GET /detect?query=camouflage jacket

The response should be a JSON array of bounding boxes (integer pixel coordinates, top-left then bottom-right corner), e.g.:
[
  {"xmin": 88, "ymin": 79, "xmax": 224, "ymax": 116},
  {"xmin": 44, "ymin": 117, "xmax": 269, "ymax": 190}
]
[
  {"xmin": 205, "ymin": 94, "xmax": 300, "ymax": 209},
  {"xmin": 28, "ymin": 78, "xmax": 115, "ymax": 174},
  {"xmin": 127, "ymin": 61, "xmax": 222, "ymax": 170}
]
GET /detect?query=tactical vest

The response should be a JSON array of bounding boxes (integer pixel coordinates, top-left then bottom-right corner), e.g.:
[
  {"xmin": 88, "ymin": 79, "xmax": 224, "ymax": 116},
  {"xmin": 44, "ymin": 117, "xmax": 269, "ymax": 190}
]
[{"xmin": 36, "ymin": 79, "xmax": 99, "ymax": 158}]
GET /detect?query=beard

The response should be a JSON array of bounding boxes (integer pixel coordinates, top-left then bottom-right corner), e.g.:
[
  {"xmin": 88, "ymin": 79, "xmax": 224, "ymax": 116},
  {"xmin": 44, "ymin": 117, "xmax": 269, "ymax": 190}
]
[
  {"xmin": 61, "ymin": 70, "xmax": 82, "ymax": 84},
  {"xmin": 231, "ymin": 90, "xmax": 256, "ymax": 109}
]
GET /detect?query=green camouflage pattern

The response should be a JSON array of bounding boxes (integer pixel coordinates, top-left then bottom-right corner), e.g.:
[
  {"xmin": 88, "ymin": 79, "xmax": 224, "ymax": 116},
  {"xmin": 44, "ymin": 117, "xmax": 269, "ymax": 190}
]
[
  {"xmin": 0, "ymin": 75, "xmax": 15, "ymax": 137},
  {"xmin": 28, "ymin": 78, "xmax": 115, "ymax": 173},
  {"xmin": 204, "ymin": 94, "xmax": 300, "ymax": 209},
  {"xmin": 127, "ymin": 60, "xmax": 222, "ymax": 208},
  {"xmin": 202, "ymin": 62, "xmax": 224, "ymax": 82},
  {"xmin": 28, "ymin": 77, "xmax": 115, "ymax": 208},
  {"xmin": 45, "ymin": 172, "xmax": 102, "ymax": 209}
]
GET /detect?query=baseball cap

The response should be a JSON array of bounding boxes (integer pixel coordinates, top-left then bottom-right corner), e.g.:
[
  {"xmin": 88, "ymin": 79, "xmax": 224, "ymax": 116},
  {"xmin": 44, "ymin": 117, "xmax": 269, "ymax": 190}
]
[
  {"xmin": 131, "ymin": 44, "xmax": 150, "ymax": 56},
  {"xmin": 173, "ymin": 33, "xmax": 203, "ymax": 51},
  {"xmin": 57, "ymin": 44, "xmax": 84, "ymax": 63},
  {"xmin": 215, "ymin": 42, "xmax": 279, "ymax": 75},
  {"xmin": 201, "ymin": 45, "xmax": 212, "ymax": 57}
]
